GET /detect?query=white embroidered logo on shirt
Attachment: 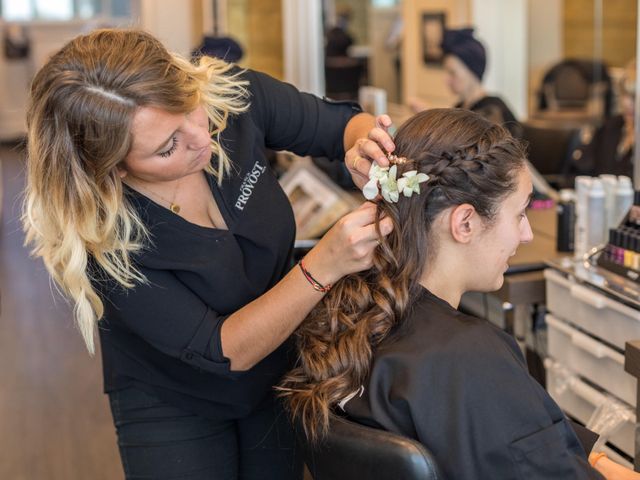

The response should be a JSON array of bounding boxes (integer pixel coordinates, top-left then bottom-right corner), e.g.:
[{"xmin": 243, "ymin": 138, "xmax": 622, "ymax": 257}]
[{"xmin": 235, "ymin": 161, "xmax": 267, "ymax": 211}]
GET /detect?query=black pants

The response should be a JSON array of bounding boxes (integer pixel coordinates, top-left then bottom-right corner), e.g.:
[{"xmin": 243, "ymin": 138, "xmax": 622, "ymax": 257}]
[{"xmin": 108, "ymin": 386, "xmax": 304, "ymax": 480}]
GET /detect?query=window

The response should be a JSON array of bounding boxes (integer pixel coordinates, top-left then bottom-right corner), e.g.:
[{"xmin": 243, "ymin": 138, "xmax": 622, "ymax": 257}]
[
  {"xmin": 372, "ymin": 0, "xmax": 399, "ymax": 7},
  {"xmin": 0, "ymin": 0, "xmax": 132, "ymax": 21}
]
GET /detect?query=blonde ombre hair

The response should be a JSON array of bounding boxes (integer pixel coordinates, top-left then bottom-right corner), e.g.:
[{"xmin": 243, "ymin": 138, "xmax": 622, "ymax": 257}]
[{"xmin": 23, "ymin": 29, "xmax": 249, "ymax": 353}]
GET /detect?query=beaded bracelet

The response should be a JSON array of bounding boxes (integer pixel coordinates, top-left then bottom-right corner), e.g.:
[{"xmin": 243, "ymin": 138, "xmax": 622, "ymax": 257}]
[
  {"xmin": 298, "ymin": 260, "xmax": 332, "ymax": 293},
  {"xmin": 588, "ymin": 451, "xmax": 607, "ymax": 468}
]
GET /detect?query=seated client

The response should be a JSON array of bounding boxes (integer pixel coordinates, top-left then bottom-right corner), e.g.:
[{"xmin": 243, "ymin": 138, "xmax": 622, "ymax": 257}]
[{"xmin": 280, "ymin": 108, "xmax": 635, "ymax": 479}]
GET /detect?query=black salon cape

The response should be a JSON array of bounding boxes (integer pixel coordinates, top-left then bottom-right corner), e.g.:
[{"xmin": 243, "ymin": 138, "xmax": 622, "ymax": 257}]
[
  {"xmin": 95, "ymin": 68, "xmax": 361, "ymax": 421},
  {"xmin": 344, "ymin": 287, "xmax": 604, "ymax": 480}
]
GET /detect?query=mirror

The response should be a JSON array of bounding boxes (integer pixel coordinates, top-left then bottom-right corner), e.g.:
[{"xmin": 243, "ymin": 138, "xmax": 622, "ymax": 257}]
[
  {"xmin": 322, "ymin": 0, "xmax": 402, "ymax": 104},
  {"xmin": 217, "ymin": 0, "xmax": 636, "ymax": 182},
  {"xmin": 317, "ymin": 0, "xmax": 636, "ymax": 183}
]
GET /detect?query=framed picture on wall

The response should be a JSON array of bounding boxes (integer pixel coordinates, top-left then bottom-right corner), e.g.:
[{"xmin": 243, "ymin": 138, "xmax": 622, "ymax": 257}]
[{"xmin": 421, "ymin": 12, "xmax": 446, "ymax": 66}]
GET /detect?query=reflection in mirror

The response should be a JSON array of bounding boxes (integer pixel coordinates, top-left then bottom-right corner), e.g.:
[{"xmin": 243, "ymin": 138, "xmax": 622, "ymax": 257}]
[
  {"xmin": 322, "ymin": 0, "xmax": 401, "ymax": 104},
  {"xmin": 636, "ymin": 0, "xmax": 640, "ymax": 186},
  {"xmin": 546, "ymin": 0, "xmax": 637, "ymax": 185},
  {"xmin": 316, "ymin": 0, "xmax": 637, "ymax": 186}
]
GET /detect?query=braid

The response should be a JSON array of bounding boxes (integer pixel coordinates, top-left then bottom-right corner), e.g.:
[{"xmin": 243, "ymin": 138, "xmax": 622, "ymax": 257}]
[{"xmin": 405, "ymin": 132, "xmax": 525, "ymax": 221}]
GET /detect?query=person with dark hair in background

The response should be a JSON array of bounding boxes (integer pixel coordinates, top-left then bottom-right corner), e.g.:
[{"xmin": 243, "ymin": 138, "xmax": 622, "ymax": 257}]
[
  {"xmin": 192, "ymin": 35, "xmax": 244, "ymax": 63},
  {"xmin": 574, "ymin": 59, "xmax": 636, "ymax": 178},
  {"xmin": 411, "ymin": 28, "xmax": 522, "ymax": 138},
  {"xmin": 442, "ymin": 28, "xmax": 521, "ymax": 138},
  {"xmin": 325, "ymin": 5, "xmax": 355, "ymax": 58},
  {"xmin": 281, "ymin": 108, "xmax": 640, "ymax": 479}
]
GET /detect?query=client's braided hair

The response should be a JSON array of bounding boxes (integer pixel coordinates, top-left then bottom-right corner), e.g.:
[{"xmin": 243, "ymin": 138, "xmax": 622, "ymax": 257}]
[{"xmin": 278, "ymin": 108, "xmax": 528, "ymax": 442}]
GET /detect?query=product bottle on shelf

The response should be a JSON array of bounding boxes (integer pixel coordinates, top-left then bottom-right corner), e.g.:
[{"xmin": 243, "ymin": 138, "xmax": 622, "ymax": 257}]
[
  {"xmin": 586, "ymin": 178, "xmax": 605, "ymax": 250},
  {"xmin": 574, "ymin": 176, "xmax": 592, "ymax": 258},
  {"xmin": 556, "ymin": 189, "xmax": 575, "ymax": 252},
  {"xmin": 600, "ymin": 174, "xmax": 618, "ymax": 232},
  {"xmin": 614, "ymin": 176, "xmax": 634, "ymax": 226}
]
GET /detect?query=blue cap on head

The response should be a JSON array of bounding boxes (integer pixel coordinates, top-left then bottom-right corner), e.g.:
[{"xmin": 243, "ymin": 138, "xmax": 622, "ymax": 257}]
[
  {"xmin": 441, "ymin": 28, "xmax": 486, "ymax": 81},
  {"xmin": 193, "ymin": 36, "xmax": 243, "ymax": 63}
]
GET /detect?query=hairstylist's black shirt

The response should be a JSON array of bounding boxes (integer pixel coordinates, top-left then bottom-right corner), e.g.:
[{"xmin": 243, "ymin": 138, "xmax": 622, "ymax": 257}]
[
  {"xmin": 95, "ymin": 69, "xmax": 361, "ymax": 420},
  {"xmin": 344, "ymin": 287, "xmax": 604, "ymax": 480}
]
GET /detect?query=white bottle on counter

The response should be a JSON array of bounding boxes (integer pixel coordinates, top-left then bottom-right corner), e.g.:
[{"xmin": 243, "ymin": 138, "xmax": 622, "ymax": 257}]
[
  {"xmin": 614, "ymin": 175, "xmax": 634, "ymax": 227},
  {"xmin": 587, "ymin": 178, "xmax": 606, "ymax": 250},
  {"xmin": 574, "ymin": 176, "xmax": 592, "ymax": 259},
  {"xmin": 599, "ymin": 174, "xmax": 617, "ymax": 232}
]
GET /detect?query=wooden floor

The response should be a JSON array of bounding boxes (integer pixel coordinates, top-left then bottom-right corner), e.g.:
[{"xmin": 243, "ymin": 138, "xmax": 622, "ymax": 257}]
[{"xmin": 0, "ymin": 144, "xmax": 123, "ymax": 479}]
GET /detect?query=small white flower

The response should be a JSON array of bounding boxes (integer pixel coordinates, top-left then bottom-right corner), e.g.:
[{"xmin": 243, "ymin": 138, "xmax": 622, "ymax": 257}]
[
  {"xmin": 362, "ymin": 163, "xmax": 427, "ymax": 203},
  {"xmin": 363, "ymin": 178, "xmax": 379, "ymax": 200},
  {"xmin": 382, "ymin": 188, "xmax": 399, "ymax": 203},
  {"xmin": 379, "ymin": 165, "xmax": 399, "ymax": 203},
  {"xmin": 397, "ymin": 170, "xmax": 430, "ymax": 198},
  {"xmin": 363, "ymin": 164, "xmax": 390, "ymax": 200},
  {"xmin": 369, "ymin": 164, "xmax": 389, "ymax": 180}
]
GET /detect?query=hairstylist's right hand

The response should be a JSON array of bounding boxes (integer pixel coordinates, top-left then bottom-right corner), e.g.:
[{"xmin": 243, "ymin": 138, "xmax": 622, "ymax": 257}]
[{"xmin": 302, "ymin": 202, "xmax": 394, "ymax": 288}]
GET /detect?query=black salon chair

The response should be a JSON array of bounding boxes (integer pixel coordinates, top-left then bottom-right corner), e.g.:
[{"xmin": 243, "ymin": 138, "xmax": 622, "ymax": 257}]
[
  {"xmin": 301, "ymin": 416, "xmax": 444, "ymax": 480},
  {"xmin": 537, "ymin": 58, "xmax": 613, "ymax": 120},
  {"xmin": 324, "ymin": 56, "xmax": 364, "ymax": 101},
  {"xmin": 521, "ymin": 120, "xmax": 582, "ymax": 189}
]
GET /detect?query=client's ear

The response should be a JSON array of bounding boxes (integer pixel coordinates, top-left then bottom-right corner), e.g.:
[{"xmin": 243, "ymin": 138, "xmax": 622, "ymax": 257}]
[{"xmin": 450, "ymin": 204, "xmax": 477, "ymax": 244}]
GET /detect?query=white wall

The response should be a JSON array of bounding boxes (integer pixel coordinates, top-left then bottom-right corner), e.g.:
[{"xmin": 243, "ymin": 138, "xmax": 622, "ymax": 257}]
[
  {"xmin": 471, "ymin": 0, "xmax": 528, "ymax": 119},
  {"xmin": 282, "ymin": 0, "xmax": 324, "ymax": 95},
  {"xmin": 0, "ymin": 2, "xmax": 196, "ymax": 140},
  {"xmin": 138, "ymin": 0, "xmax": 194, "ymax": 56},
  {"xmin": 527, "ymin": 0, "xmax": 563, "ymax": 116},
  {"xmin": 0, "ymin": 21, "xmax": 87, "ymax": 140},
  {"xmin": 369, "ymin": 6, "xmax": 401, "ymax": 103},
  {"xmin": 402, "ymin": 0, "xmax": 471, "ymax": 108}
]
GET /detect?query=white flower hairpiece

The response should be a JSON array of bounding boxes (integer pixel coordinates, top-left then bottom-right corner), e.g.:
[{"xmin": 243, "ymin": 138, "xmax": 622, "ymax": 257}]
[
  {"xmin": 397, "ymin": 170, "xmax": 430, "ymax": 198},
  {"xmin": 362, "ymin": 164, "xmax": 430, "ymax": 203}
]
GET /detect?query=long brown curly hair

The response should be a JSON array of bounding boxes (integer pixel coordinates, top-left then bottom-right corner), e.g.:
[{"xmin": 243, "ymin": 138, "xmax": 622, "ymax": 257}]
[{"xmin": 278, "ymin": 108, "xmax": 528, "ymax": 442}]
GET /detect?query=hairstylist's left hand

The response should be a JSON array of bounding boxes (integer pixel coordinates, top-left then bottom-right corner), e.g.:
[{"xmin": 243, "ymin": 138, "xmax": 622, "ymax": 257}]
[{"xmin": 346, "ymin": 114, "xmax": 395, "ymax": 190}]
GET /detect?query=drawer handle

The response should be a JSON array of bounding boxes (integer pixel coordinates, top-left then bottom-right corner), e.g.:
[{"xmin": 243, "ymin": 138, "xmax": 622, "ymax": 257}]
[
  {"xmin": 570, "ymin": 330, "xmax": 625, "ymax": 365},
  {"xmin": 570, "ymin": 284, "xmax": 606, "ymax": 309},
  {"xmin": 568, "ymin": 378, "xmax": 606, "ymax": 407}
]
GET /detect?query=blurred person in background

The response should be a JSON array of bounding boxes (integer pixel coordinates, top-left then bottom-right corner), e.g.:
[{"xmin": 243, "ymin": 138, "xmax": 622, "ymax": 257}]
[
  {"xmin": 573, "ymin": 59, "xmax": 636, "ymax": 178},
  {"xmin": 411, "ymin": 28, "xmax": 522, "ymax": 138}
]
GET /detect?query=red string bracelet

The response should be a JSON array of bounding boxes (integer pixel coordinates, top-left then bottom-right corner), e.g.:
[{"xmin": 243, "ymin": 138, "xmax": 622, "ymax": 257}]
[{"xmin": 298, "ymin": 260, "xmax": 332, "ymax": 293}]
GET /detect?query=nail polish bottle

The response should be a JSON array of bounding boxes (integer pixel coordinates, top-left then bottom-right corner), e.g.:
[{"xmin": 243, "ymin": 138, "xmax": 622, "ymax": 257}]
[
  {"xmin": 615, "ymin": 230, "xmax": 625, "ymax": 265},
  {"xmin": 624, "ymin": 231, "xmax": 635, "ymax": 268},
  {"xmin": 633, "ymin": 236, "xmax": 640, "ymax": 271}
]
